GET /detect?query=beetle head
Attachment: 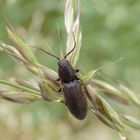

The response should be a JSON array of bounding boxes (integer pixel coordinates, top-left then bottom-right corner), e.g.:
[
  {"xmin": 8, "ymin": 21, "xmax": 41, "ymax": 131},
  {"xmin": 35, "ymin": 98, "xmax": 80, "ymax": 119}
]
[{"xmin": 58, "ymin": 59, "xmax": 69, "ymax": 67}]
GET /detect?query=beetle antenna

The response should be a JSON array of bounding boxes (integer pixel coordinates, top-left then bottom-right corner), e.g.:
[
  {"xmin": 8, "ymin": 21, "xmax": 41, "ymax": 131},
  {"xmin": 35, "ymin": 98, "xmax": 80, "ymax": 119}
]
[
  {"xmin": 64, "ymin": 32, "xmax": 76, "ymax": 59},
  {"xmin": 31, "ymin": 46, "xmax": 60, "ymax": 60}
]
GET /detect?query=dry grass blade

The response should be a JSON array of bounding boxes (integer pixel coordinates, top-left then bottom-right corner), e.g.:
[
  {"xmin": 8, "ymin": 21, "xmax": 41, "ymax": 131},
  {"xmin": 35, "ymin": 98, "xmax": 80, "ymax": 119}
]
[
  {"xmin": 80, "ymin": 70, "xmax": 98, "ymax": 85},
  {"xmin": 38, "ymin": 65, "xmax": 59, "ymax": 82},
  {"xmin": 65, "ymin": 0, "xmax": 81, "ymax": 66},
  {"xmin": 0, "ymin": 79, "xmax": 41, "ymax": 97},
  {"xmin": 42, "ymin": 79, "xmax": 60, "ymax": 92},
  {"xmin": 65, "ymin": 0, "xmax": 74, "ymax": 58},
  {"xmin": 119, "ymin": 85, "xmax": 140, "ymax": 107},
  {"xmin": 39, "ymin": 81, "xmax": 64, "ymax": 104},
  {"xmin": 92, "ymin": 80, "xmax": 129, "ymax": 104},
  {"xmin": 6, "ymin": 27, "xmax": 38, "ymax": 65},
  {"xmin": 0, "ymin": 42, "xmax": 44, "ymax": 77},
  {"xmin": 0, "ymin": 42, "xmax": 27, "ymax": 63},
  {"xmin": 90, "ymin": 108, "xmax": 118, "ymax": 130},
  {"xmin": 70, "ymin": 11, "xmax": 82, "ymax": 66},
  {"xmin": 121, "ymin": 115, "xmax": 140, "ymax": 129},
  {"xmin": 86, "ymin": 85, "xmax": 127, "ymax": 137},
  {"xmin": 39, "ymin": 82, "xmax": 53, "ymax": 101},
  {"xmin": 0, "ymin": 91, "xmax": 40, "ymax": 104},
  {"xmin": 15, "ymin": 79, "xmax": 40, "ymax": 92},
  {"xmin": 65, "ymin": 0, "xmax": 73, "ymax": 34},
  {"xmin": 92, "ymin": 79, "xmax": 122, "ymax": 96}
]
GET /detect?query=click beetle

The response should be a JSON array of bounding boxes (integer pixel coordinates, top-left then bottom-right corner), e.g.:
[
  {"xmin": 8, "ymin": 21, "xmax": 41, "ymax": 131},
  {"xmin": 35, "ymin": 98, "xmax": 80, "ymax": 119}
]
[{"xmin": 32, "ymin": 35, "xmax": 88, "ymax": 120}]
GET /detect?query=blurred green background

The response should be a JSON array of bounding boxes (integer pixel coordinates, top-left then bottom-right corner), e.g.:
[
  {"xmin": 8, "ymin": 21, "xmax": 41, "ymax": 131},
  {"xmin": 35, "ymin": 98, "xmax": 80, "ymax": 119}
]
[{"xmin": 0, "ymin": 0, "xmax": 140, "ymax": 140}]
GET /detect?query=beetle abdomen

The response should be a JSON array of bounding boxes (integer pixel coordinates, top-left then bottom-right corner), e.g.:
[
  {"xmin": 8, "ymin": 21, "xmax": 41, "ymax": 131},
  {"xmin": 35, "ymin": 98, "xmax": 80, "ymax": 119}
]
[{"xmin": 63, "ymin": 80, "xmax": 87, "ymax": 120}]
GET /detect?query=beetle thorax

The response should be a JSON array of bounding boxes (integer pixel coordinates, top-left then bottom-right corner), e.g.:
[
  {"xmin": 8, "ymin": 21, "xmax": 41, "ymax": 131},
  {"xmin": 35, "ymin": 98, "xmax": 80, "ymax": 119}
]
[{"xmin": 58, "ymin": 59, "xmax": 76, "ymax": 83}]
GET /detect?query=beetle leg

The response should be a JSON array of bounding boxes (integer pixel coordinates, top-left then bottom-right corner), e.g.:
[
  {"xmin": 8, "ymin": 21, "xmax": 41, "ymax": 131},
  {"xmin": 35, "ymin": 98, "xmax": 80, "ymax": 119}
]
[
  {"xmin": 76, "ymin": 77, "xmax": 79, "ymax": 80},
  {"xmin": 57, "ymin": 88, "xmax": 62, "ymax": 93},
  {"xmin": 75, "ymin": 69, "xmax": 80, "ymax": 73},
  {"xmin": 56, "ymin": 78, "xmax": 60, "ymax": 81}
]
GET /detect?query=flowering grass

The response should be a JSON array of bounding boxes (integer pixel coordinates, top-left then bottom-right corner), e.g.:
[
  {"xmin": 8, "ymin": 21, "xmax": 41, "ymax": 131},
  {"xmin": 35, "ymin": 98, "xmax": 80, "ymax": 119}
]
[{"xmin": 0, "ymin": 0, "xmax": 140, "ymax": 140}]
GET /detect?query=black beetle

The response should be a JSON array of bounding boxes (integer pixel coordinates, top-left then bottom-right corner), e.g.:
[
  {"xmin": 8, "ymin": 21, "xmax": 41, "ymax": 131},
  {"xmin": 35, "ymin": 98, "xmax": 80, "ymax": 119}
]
[{"xmin": 32, "ymin": 36, "xmax": 88, "ymax": 120}]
